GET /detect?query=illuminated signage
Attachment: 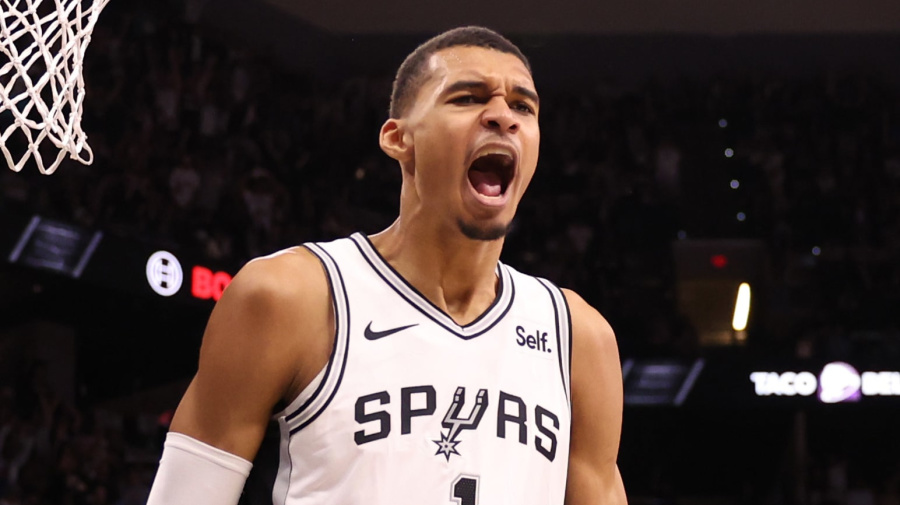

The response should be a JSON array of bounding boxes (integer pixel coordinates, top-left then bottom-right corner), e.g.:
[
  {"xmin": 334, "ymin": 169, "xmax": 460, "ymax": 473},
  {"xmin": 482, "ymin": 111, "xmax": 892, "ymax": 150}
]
[
  {"xmin": 191, "ymin": 266, "xmax": 233, "ymax": 301},
  {"xmin": 862, "ymin": 372, "xmax": 900, "ymax": 396},
  {"xmin": 2, "ymin": 212, "xmax": 240, "ymax": 307},
  {"xmin": 145, "ymin": 252, "xmax": 235, "ymax": 302},
  {"xmin": 749, "ymin": 371, "xmax": 817, "ymax": 397},
  {"xmin": 145, "ymin": 251, "xmax": 184, "ymax": 297},
  {"xmin": 9, "ymin": 216, "xmax": 102, "ymax": 278},
  {"xmin": 750, "ymin": 362, "xmax": 900, "ymax": 403},
  {"xmin": 622, "ymin": 359, "xmax": 705, "ymax": 406},
  {"xmin": 818, "ymin": 362, "xmax": 861, "ymax": 403}
]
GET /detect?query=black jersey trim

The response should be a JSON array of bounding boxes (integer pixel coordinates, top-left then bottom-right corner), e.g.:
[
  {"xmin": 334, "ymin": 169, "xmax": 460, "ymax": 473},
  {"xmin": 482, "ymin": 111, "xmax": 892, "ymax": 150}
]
[
  {"xmin": 282, "ymin": 247, "xmax": 335, "ymax": 422},
  {"xmin": 349, "ymin": 233, "xmax": 514, "ymax": 340},
  {"xmin": 562, "ymin": 291, "xmax": 573, "ymax": 398},
  {"xmin": 272, "ymin": 420, "xmax": 293, "ymax": 505},
  {"xmin": 293, "ymin": 259, "xmax": 350, "ymax": 432},
  {"xmin": 538, "ymin": 278, "xmax": 572, "ymax": 409},
  {"xmin": 352, "ymin": 233, "xmax": 508, "ymax": 330},
  {"xmin": 548, "ymin": 282, "xmax": 569, "ymax": 406},
  {"xmin": 285, "ymin": 244, "xmax": 351, "ymax": 434}
]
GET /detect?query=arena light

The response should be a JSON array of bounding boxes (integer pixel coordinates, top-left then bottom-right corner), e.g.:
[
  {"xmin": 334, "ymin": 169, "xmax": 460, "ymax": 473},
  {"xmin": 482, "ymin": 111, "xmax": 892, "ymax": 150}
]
[
  {"xmin": 732, "ymin": 282, "xmax": 751, "ymax": 331},
  {"xmin": 710, "ymin": 254, "xmax": 728, "ymax": 269}
]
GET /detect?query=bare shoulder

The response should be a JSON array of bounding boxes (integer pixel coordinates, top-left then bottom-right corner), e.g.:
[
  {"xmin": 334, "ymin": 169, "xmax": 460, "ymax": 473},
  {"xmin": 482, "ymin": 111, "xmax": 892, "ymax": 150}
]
[
  {"xmin": 560, "ymin": 288, "xmax": 617, "ymax": 355},
  {"xmin": 168, "ymin": 245, "xmax": 334, "ymax": 458},
  {"xmin": 559, "ymin": 287, "xmax": 621, "ymax": 405},
  {"xmin": 205, "ymin": 244, "xmax": 334, "ymax": 388},
  {"xmin": 228, "ymin": 245, "xmax": 330, "ymax": 308}
]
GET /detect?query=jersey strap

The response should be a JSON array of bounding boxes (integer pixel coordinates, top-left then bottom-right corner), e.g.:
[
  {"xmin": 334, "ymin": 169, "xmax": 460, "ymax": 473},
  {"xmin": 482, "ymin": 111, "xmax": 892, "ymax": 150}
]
[
  {"xmin": 280, "ymin": 243, "xmax": 351, "ymax": 434},
  {"xmin": 537, "ymin": 278, "xmax": 573, "ymax": 411}
]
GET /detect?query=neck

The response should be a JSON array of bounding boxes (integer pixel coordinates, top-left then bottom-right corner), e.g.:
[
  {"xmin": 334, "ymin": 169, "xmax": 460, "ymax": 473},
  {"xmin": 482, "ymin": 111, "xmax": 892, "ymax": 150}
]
[{"xmin": 368, "ymin": 217, "xmax": 504, "ymax": 326}]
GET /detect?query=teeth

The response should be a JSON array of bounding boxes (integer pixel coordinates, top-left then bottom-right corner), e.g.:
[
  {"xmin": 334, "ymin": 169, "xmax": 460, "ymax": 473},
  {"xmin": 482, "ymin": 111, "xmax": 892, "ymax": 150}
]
[
  {"xmin": 475, "ymin": 148, "xmax": 515, "ymax": 166},
  {"xmin": 478, "ymin": 148, "xmax": 514, "ymax": 158}
]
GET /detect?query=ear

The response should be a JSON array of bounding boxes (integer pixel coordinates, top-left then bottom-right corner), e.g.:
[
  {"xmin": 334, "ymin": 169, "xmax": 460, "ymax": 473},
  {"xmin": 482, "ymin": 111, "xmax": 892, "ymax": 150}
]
[{"xmin": 379, "ymin": 118, "xmax": 413, "ymax": 164}]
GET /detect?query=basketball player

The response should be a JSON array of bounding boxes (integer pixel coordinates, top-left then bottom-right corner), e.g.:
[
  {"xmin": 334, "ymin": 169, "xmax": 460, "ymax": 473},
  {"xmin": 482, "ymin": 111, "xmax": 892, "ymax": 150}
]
[{"xmin": 147, "ymin": 26, "xmax": 627, "ymax": 505}]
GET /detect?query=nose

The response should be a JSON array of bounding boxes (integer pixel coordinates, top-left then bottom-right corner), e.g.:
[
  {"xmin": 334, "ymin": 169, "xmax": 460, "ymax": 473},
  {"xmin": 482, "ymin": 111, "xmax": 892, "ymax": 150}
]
[{"xmin": 481, "ymin": 97, "xmax": 519, "ymax": 134}]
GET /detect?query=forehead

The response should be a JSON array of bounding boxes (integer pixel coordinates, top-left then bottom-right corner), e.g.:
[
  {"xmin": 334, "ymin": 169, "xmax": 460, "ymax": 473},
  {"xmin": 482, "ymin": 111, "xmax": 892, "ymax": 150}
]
[{"xmin": 424, "ymin": 46, "xmax": 535, "ymax": 92}]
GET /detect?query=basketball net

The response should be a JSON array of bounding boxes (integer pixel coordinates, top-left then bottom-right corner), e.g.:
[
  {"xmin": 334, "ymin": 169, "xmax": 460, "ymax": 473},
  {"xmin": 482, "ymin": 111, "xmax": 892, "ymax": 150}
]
[{"xmin": 1, "ymin": 0, "xmax": 109, "ymax": 174}]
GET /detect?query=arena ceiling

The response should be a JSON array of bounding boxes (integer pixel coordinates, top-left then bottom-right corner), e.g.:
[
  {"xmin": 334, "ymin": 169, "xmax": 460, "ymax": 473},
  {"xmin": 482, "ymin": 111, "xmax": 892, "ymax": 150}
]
[{"xmin": 260, "ymin": 0, "xmax": 900, "ymax": 35}]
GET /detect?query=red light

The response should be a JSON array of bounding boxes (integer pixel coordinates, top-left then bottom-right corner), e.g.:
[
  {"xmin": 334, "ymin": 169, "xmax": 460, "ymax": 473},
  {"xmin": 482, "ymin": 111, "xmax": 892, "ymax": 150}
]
[
  {"xmin": 191, "ymin": 266, "xmax": 233, "ymax": 301},
  {"xmin": 711, "ymin": 254, "xmax": 728, "ymax": 269},
  {"xmin": 157, "ymin": 409, "xmax": 174, "ymax": 427}
]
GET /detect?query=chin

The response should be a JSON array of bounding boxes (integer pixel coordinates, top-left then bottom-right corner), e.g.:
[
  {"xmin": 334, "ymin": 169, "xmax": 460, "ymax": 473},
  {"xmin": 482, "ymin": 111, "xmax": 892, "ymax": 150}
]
[{"xmin": 457, "ymin": 218, "xmax": 511, "ymax": 242}]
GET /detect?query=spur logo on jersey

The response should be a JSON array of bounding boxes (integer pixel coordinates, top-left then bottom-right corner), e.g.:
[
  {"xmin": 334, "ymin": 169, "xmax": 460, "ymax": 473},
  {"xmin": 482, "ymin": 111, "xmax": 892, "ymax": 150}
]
[
  {"xmin": 433, "ymin": 387, "xmax": 488, "ymax": 461},
  {"xmin": 353, "ymin": 386, "xmax": 561, "ymax": 462}
]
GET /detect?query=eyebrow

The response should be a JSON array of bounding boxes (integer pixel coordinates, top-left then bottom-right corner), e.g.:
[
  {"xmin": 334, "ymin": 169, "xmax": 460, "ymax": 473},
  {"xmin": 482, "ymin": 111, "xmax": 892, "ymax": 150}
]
[{"xmin": 443, "ymin": 80, "xmax": 540, "ymax": 106}]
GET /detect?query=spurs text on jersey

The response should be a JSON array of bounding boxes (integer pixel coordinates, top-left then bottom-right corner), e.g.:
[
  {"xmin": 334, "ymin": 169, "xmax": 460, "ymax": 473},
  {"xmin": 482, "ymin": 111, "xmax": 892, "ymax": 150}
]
[{"xmin": 354, "ymin": 386, "xmax": 560, "ymax": 462}]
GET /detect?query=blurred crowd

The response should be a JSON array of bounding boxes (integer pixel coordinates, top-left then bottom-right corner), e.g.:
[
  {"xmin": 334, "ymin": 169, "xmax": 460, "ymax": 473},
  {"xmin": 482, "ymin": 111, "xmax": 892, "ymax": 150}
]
[
  {"xmin": 2, "ymin": 1, "xmax": 900, "ymax": 503},
  {"xmin": 2, "ymin": 2, "xmax": 899, "ymax": 360},
  {"xmin": 0, "ymin": 361, "xmax": 158, "ymax": 505}
]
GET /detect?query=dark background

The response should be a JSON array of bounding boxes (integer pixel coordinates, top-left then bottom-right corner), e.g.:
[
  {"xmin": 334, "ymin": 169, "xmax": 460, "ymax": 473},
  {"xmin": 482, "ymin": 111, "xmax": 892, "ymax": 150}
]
[{"xmin": 1, "ymin": 0, "xmax": 899, "ymax": 503}]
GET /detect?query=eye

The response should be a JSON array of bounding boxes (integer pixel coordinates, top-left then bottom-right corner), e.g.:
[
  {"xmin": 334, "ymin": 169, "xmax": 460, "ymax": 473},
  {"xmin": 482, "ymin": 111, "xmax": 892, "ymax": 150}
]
[
  {"xmin": 512, "ymin": 101, "xmax": 535, "ymax": 115},
  {"xmin": 451, "ymin": 95, "xmax": 479, "ymax": 105}
]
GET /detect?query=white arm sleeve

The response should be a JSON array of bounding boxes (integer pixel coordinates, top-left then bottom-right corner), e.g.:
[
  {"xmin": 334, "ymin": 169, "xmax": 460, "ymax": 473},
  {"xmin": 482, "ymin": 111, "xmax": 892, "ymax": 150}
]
[{"xmin": 147, "ymin": 432, "xmax": 253, "ymax": 505}]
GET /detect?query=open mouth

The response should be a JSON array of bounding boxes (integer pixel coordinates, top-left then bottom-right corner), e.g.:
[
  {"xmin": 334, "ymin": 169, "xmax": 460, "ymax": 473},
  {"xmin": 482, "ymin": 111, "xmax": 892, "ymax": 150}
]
[{"xmin": 467, "ymin": 152, "xmax": 515, "ymax": 198}]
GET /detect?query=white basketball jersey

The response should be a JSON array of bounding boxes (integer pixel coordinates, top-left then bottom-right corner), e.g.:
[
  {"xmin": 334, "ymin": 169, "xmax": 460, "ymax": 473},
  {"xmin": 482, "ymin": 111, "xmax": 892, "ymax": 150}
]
[{"xmin": 271, "ymin": 233, "xmax": 572, "ymax": 505}]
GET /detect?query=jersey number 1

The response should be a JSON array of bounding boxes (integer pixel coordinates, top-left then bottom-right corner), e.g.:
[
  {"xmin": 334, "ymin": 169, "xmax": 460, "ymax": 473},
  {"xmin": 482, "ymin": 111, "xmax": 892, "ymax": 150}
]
[{"xmin": 451, "ymin": 475, "xmax": 478, "ymax": 505}]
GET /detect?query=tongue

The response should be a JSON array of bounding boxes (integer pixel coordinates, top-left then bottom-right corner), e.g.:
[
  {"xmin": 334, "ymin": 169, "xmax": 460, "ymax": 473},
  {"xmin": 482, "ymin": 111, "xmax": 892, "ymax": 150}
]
[{"xmin": 469, "ymin": 170, "xmax": 503, "ymax": 197}]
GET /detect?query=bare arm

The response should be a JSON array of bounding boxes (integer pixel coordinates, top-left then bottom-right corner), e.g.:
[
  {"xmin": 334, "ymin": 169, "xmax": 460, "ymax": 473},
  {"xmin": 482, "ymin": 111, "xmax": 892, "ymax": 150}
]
[
  {"xmin": 563, "ymin": 289, "xmax": 628, "ymax": 505},
  {"xmin": 168, "ymin": 247, "xmax": 334, "ymax": 461}
]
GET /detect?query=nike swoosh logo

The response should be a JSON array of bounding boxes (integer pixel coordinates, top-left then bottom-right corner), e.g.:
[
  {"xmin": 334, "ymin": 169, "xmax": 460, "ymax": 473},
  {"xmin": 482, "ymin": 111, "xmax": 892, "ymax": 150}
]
[{"xmin": 364, "ymin": 322, "xmax": 419, "ymax": 340}]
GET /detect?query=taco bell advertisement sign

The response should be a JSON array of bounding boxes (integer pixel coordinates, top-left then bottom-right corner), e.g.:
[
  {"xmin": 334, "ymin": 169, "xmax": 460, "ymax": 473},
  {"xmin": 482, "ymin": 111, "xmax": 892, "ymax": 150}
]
[{"xmin": 750, "ymin": 362, "xmax": 900, "ymax": 404}]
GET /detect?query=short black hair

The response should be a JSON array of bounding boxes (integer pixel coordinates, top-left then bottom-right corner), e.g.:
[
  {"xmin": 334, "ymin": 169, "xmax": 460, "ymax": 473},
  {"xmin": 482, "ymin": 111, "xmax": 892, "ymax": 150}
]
[{"xmin": 389, "ymin": 26, "xmax": 531, "ymax": 119}]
